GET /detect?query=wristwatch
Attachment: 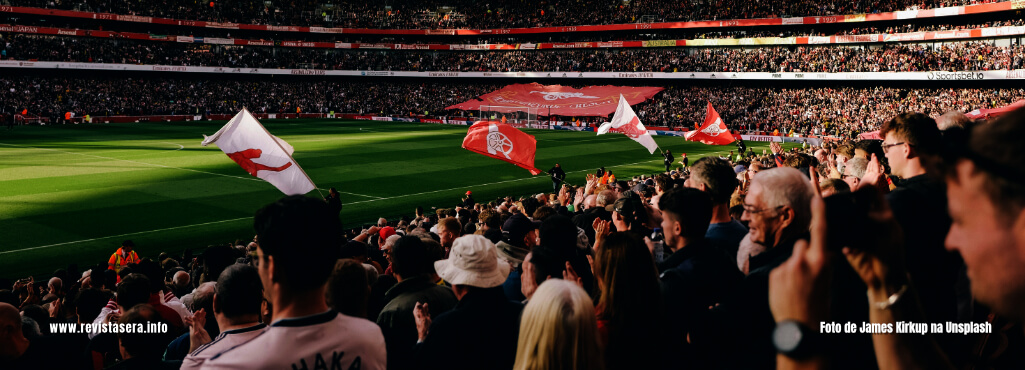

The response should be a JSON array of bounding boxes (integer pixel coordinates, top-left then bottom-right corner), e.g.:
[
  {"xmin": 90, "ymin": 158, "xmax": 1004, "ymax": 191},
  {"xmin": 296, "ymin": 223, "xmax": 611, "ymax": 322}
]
[{"xmin": 772, "ymin": 320, "xmax": 818, "ymax": 359}]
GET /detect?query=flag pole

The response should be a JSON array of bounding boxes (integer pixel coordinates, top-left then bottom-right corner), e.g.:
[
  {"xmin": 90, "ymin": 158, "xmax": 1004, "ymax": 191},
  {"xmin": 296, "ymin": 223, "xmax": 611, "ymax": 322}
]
[{"xmin": 245, "ymin": 107, "xmax": 325, "ymax": 198}]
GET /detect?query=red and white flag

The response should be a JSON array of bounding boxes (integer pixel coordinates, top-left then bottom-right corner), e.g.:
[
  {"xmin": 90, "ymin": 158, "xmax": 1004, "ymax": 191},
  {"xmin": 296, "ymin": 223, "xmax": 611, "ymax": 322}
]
[
  {"xmin": 201, "ymin": 108, "xmax": 316, "ymax": 195},
  {"xmin": 462, "ymin": 121, "xmax": 542, "ymax": 175},
  {"xmin": 686, "ymin": 102, "xmax": 737, "ymax": 145},
  {"xmin": 597, "ymin": 94, "xmax": 658, "ymax": 154}
]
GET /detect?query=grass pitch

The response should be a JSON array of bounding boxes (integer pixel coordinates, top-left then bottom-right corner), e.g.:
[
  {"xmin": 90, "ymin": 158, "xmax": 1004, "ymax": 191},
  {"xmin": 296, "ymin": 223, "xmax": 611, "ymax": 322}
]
[{"xmin": 0, "ymin": 119, "xmax": 782, "ymax": 279}]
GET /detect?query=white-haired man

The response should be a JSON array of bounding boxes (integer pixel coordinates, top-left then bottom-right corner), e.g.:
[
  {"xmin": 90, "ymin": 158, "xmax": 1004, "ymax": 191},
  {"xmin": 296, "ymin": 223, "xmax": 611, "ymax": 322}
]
[{"xmin": 688, "ymin": 167, "xmax": 814, "ymax": 369}]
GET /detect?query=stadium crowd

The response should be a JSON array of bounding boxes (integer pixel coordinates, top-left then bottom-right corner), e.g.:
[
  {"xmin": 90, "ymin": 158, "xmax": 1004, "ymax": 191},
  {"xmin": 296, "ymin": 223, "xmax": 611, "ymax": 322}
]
[
  {"xmin": 4, "ymin": 35, "xmax": 1024, "ymax": 73},
  {"xmin": 1, "ymin": 17, "xmax": 1021, "ymax": 44},
  {"xmin": 2, "ymin": 76, "xmax": 1024, "ymax": 136},
  {"xmin": 3, "ymin": 105, "xmax": 1025, "ymax": 370},
  {"xmin": 10, "ymin": 0, "xmax": 1006, "ymax": 29},
  {"xmin": 635, "ymin": 86, "xmax": 1025, "ymax": 137}
]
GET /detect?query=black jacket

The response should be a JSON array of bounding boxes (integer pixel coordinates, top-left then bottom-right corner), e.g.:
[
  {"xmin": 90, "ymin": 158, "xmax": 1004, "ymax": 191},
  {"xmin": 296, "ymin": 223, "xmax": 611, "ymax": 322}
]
[
  {"xmin": 377, "ymin": 276, "xmax": 457, "ymax": 370},
  {"xmin": 887, "ymin": 174, "xmax": 961, "ymax": 324},
  {"xmin": 548, "ymin": 166, "xmax": 566, "ymax": 182},
  {"xmin": 659, "ymin": 239, "xmax": 743, "ymax": 336},
  {"xmin": 415, "ymin": 287, "xmax": 524, "ymax": 370},
  {"xmin": 689, "ymin": 236, "xmax": 797, "ymax": 369}
]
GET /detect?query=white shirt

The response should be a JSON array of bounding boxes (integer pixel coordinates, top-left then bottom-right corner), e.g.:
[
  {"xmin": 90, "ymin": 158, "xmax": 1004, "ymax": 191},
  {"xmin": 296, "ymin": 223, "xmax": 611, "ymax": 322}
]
[
  {"xmin": 161, "ymin": 290, "xmax": 191, "ymax": 321},
  {"xmin": 182, "ymin": 323, "xmax": 267, "ymax": 370},
  {"xmin": 200, "ymin": 311, "xmax": 386, "ymax": 370}
]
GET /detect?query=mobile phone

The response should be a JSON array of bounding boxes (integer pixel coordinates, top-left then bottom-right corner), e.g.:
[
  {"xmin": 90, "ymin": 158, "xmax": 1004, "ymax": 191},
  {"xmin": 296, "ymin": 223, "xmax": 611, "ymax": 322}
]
[{"xmin": 823, "ymin": 189, "xmax": 875, "ymax": 251}]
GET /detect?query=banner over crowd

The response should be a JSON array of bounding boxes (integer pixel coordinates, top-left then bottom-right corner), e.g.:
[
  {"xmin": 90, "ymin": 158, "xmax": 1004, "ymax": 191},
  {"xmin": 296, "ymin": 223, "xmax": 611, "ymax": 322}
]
[{"xmin": 445, "ymin": 83, "xmax": 664, "ymax": 117}]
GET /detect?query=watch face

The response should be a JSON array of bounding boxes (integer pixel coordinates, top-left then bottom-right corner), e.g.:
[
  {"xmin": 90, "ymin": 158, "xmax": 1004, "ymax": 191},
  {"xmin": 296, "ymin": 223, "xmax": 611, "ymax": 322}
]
[{"xmin": 773, "ymin": 321, "xmax": 805, "ymax": 353}]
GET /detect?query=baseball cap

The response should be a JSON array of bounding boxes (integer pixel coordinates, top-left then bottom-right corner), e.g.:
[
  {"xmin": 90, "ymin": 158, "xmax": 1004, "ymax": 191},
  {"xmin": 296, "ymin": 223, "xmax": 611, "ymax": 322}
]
[
  {"xmin": 503, "ymin": 213, "xmax": 541, "ymax": 241},
  {"xmin": 465, "ymin": 190, "xmax": 472, "ymax": 195},
  {"xmin": 606, "ymin": 191, "xmax": 643, "ymax": 219},
  {"xmin": 379, "ymin": 226, "xmax": 396, "ymax": 240},
  {"xmin": 434, "ymin": 235, "xmax": 510, "ymax": 288}
]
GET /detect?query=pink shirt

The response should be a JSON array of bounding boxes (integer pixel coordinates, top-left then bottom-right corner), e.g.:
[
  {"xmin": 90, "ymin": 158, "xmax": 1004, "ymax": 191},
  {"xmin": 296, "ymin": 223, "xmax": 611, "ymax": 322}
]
[{"xmin": 200, "ymin": 311, "xmax": 386, "ymax": 370}]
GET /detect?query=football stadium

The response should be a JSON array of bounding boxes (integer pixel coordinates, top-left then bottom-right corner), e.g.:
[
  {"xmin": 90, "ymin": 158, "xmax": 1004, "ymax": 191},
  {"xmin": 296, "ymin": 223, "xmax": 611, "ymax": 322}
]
[{"xmin": 1, "ymin": 1, "xmax": 1024, "ymax": 369}]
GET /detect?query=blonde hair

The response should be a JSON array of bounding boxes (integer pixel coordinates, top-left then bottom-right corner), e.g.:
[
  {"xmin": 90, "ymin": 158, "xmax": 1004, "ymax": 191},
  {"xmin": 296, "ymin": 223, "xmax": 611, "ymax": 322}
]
[{"xmin": 513, "ymin": 280, "xmax": 604, "ymax": 370}]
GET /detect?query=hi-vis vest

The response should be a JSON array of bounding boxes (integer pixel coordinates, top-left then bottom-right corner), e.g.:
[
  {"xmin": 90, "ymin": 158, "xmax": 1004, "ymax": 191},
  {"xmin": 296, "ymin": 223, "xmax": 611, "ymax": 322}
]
[{"xmin": 108, "ymin": 248, "xmax": 139, "ymax": 272}]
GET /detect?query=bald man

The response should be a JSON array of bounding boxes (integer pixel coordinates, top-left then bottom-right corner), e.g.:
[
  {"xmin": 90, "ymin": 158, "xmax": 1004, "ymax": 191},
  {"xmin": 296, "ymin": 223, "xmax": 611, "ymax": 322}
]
[
  {"xmin": 0, "ymin": 302, "xmax": 71, "ymax": 369},
  {"xmin": 0, "ymin": 303, "xmax": 29, "ymax": 362},
  {"xmin": 171, "ymin": 271, "xmax": 192, "ymax": 298}
]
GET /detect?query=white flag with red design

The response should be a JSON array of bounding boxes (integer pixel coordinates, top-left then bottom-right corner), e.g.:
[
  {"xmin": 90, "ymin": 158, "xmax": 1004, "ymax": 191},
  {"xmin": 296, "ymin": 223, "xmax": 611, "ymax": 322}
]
[
  {"xmin": 597, "ymin": 94, "xmax": 658, "ymax": 154},
  {"xmin": 201, "ymin": 108, "xmax": 316, "ymax": 195}
]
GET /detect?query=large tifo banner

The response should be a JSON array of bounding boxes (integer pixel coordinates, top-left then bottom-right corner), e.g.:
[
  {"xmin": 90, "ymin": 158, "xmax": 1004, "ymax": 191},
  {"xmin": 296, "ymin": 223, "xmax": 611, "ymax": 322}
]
[{"xmin": 445, "ymin": 83, "xmax": 664, "ymax": 117}]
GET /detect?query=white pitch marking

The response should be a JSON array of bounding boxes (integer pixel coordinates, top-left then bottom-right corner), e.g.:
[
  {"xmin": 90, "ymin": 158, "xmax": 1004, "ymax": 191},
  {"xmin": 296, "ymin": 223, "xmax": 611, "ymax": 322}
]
[
  {"xmin": 0, "ymin": 217, "xmax": 251, "ymax": 255},
  {"xmin": 0, "ymin": 142, "xmax": 264, "ymax": 183}
]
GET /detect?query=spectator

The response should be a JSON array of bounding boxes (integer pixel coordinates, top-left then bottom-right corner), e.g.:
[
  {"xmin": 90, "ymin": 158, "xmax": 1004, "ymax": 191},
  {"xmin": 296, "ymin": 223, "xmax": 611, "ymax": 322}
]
[
  {"xmin": 842, "ymin": 157, "xmax": 869, "ymax": 190},
  {"xmin": 201, "ymin": 195, "xmax": 386, "ymax": 370},
  {"xmin": 605, "ymin": 191, "xmax": 650, "ymax": 235},
  {"xmin": 110, "ymin": 304, "xmax": 176, "ymax": 370},
  {"xmin": 591, "ymin": 232, "xmax": 666, "ymax": 370},
  {"xmin": 692, "ymin": 167, "xmax": 814, "ymax": 369},
  {"xmin": 657, "ymin": 187, "xmax": 743, "ymax": 365},
  {"xmin": 497, "ymin": 213, "xmax": 541, "ymax": 301},
  {"xmin": 169, "ymin": 271, "xmax": 192, "ymax": 299},
  {"xmin": 181, "ymin": 264, "xmax": 265, "ymax": 370},
  {"xmin": 512, "ymin": 279, "xmax": 604, "ymax": 370},
  {"xmin": 686, "ymin": 157, "xmax": 748, "ymax": 261},
  {"xmin": 414, "ymin": 235, "xmax": 523, "ymax": 370},
  {"xmin": 0, "ymin": 302, "xmax": 73, "ymax": 369},
  {"xmin": 327, "ymin": 259, "xmax": 371, "ymax": 319},
  {"xmin": 818, "ymin": 178, "xmax": 851, "ymax": 197},
  {"xmin": 377, "ymin": 235, "xmax": 457, "ymax": 370},
  {"xmin": 163, "ymin": 281, "xmax": 215, "ymax": 362},
  {"xmin": 436, "ymin": 217, "xmax": 461, "ymax": 256},
  {"xmin": 881, "ymin": 113, "xmax": 965, "ymax": 326}
]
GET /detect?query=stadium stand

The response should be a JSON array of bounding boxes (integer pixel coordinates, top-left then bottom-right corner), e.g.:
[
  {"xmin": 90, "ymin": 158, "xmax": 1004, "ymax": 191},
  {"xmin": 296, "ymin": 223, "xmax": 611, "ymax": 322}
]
[
  {"xmin": 4, "ymin": 0, "xmax": 1009, "ymax": 28},
  {"xmin": 2, "ymin": 35, "xmax": 1024, "ymax": 72},
  {"xmin": 1, "ymin": 76, "xmax": 1022, "ymax": 136}
]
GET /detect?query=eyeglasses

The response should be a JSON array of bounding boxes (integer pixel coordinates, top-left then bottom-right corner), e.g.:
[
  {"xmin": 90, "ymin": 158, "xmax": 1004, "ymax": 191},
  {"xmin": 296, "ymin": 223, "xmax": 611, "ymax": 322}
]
[
  {"xmin": 742, "ymin": 204, "xmax": 783, "ymax": 215},
  {"xmin": 881, "ymin": 142, "xmax": 905, "ymax": 151}
]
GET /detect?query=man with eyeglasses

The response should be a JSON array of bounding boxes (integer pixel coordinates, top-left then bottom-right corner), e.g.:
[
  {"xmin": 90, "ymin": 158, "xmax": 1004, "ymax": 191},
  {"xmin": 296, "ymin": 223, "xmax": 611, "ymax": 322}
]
[
  {"xmin": 841, "ymin": 157, "xmax": 868, "ymax": 190},
  {"xmin": 688, "ymin": 167, "xmax": 814, "ymax": 369},
  {"xmin": 880, "ymin": 113, "xmax": 964, "ymax": 330}
]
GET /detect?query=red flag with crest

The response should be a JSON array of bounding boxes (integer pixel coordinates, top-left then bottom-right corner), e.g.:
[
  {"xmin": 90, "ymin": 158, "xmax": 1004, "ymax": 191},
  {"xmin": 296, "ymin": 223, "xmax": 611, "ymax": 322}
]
[
  {"xmin": 462, "ymin": 121, "xmax": 542, "ymax": 175},
  {"xmin": 686, "ymin": 102, "xmax": 737, "ymax": 145}
]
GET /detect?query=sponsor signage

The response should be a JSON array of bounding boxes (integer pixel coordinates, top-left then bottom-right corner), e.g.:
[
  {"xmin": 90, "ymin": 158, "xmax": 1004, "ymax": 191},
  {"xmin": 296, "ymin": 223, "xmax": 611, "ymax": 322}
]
[
  {"xmin": 927, "ymin": 71, "xmax": 984, "ymax": 80},
  {"xmin": 642, "ymin": 40, "xmax": 676, "ymax": 47},
  {"xmin": 291, "ymin": 69, "xmax": 326, "ymax": 75},
  {"xmin": 740, "ymin": 135, "xmax": 783, "ymax": 142},
  {"xmin": 152, "ymin": 66, "xmax": 187, "ymax": 71},
  {"xmin": 206, "ymin": 22, "xmax": 239, "ymax": 29}
]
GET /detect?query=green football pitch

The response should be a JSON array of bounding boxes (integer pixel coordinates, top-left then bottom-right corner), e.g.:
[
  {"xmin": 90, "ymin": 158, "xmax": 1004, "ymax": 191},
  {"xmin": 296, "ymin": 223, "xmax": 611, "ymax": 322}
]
[{"xmin": 0, "ymin": 119, "xmax": 783, "ymax": 279}]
